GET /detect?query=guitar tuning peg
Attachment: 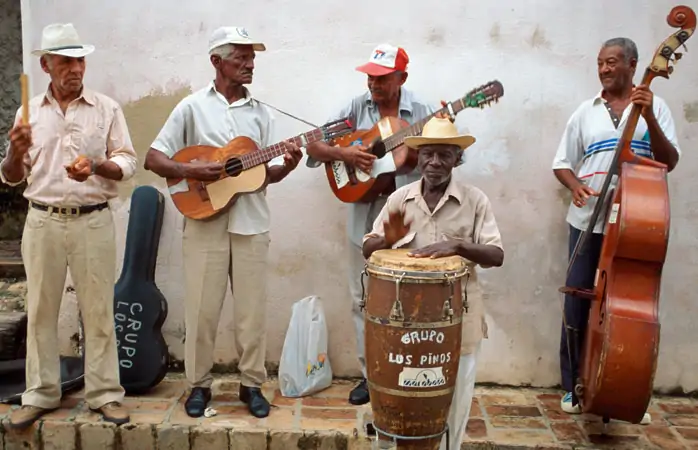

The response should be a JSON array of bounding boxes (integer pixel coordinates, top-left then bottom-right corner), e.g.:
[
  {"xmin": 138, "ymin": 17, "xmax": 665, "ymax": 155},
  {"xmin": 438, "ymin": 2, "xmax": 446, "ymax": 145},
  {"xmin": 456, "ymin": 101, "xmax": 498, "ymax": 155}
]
[
  {"xmin": 668, "ymin": 66, "xmax": 675, "ymax": 75},
  {"xmin": 674, "ymin": 52, "xmax": 683, "ymax": 62}
]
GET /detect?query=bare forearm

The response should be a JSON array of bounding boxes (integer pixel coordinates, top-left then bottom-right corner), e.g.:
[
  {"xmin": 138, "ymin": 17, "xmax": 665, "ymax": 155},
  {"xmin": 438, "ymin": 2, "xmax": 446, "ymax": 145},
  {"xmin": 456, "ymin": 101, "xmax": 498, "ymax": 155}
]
[
  {"xmin": 553, "ymin": 169, "xmax": 582, "ymax": 192},
  {"xmin": 456, "ymin": 242, "xmax": 504, "ymax": 267},
  {"xmin": 94, "ymin": 160, "xmax": 124, "ymax": 180},
  {"xmin": 306, "ymin": 141, "xmax": 344, "ymax": 162},
  {"xmin": 144, "ymin": 149, "xmax": 187, "ymax": 179},
  {"xmin": 363, "ymin": 236, "xmax": 390, "ymax": 259},
  {"xmin": 0, "ymin": 151, "xmax": 26, "ymax": 183},
  {"xmin": 268, "ymin": 164, "xmax": 291, "ymax": 184},
  {"xmin": 646, "ymin": 115, "xmax": 678, "ymax": 172}
]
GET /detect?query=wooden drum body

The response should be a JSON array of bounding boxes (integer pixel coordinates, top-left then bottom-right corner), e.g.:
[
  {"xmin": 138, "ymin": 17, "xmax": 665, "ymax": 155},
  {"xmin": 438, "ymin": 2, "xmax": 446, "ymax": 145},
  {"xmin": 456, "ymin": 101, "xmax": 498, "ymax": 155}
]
[{"xmin": 362, "ymin": 249, "xmax": 469, "ymax": 450}]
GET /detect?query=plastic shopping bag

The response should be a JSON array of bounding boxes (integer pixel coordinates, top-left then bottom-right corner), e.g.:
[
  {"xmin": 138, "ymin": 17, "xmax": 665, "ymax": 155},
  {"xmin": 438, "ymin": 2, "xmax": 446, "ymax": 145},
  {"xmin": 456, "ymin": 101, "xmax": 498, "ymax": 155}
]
[{"xmin": 278, "ymin": 296, "xmax": 333, "ymax": 397}]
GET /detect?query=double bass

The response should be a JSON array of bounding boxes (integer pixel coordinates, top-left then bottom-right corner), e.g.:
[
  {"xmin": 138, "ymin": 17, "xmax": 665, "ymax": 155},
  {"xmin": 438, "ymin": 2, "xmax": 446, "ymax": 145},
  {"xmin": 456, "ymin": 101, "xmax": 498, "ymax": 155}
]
[{"xmin": 561, "ymin": 5, "xmax": 695, "ymax": 424}]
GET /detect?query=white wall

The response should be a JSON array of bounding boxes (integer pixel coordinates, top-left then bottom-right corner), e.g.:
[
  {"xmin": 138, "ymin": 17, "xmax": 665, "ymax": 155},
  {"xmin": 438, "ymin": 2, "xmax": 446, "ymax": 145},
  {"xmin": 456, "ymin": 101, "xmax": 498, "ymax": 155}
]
[{"xmin": 20, "ymin": 0, "xmax": 698, "ymax": 392}]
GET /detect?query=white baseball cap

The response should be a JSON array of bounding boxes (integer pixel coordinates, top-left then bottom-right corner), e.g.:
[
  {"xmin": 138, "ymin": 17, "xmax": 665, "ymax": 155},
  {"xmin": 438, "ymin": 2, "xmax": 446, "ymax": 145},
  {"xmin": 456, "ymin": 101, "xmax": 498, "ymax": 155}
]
[
  {"xmin": 208, "ymin": 26, "xmax": 266, "ymax": 53},
  {"xmin": 356, "ymin": 44, "xmax": 409, "ymax": 76},
  {"xmin": 31, "ymin": 23, "xmax": 95, "ymax": 58}
]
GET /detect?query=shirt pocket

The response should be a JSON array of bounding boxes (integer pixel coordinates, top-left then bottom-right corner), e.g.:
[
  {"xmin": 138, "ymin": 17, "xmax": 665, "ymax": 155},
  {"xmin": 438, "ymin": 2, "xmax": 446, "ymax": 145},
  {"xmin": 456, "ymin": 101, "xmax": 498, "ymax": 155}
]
[{"xmin": 79, "ymin": 120, "xmax": 110, "ymax": 160}]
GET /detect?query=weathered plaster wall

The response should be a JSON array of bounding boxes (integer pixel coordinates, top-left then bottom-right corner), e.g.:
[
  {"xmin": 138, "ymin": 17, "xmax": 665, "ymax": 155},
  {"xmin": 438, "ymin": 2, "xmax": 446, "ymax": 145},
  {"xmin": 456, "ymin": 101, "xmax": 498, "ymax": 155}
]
[
  {"xmin": 0, "ymin": 0, "xmax": 27, "ymax": 240},
  {"xmin": 18, "ymin": 0, "xmax": 698, "ymax": 391}
]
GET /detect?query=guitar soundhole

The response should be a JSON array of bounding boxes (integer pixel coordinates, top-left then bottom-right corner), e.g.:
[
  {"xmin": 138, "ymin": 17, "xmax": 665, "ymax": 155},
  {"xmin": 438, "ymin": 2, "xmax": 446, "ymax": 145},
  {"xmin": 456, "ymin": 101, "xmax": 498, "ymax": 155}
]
[
  {"xmin": 372, "ymin": 139, "xmax": 387, "ymax": 159},
  {"xmin": 225, "ymin": 157, "xmax": 243, "ymax": 177}
]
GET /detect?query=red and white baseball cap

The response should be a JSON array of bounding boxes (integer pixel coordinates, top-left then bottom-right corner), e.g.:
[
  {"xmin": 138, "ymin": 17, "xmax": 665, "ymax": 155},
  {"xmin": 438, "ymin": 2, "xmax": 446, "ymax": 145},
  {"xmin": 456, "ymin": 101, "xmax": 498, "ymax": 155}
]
[{"xmin": 355, "ymin": 44, "xmax": 409, "ymax": 76}]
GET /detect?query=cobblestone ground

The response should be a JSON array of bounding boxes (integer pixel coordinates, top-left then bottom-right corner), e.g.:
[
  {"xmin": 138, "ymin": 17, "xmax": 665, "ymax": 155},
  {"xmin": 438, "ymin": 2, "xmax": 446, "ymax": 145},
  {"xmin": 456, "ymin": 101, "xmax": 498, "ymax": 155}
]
[{"xmin": 1, "ymin": 375, "xmax": 697, "ymax": 449}]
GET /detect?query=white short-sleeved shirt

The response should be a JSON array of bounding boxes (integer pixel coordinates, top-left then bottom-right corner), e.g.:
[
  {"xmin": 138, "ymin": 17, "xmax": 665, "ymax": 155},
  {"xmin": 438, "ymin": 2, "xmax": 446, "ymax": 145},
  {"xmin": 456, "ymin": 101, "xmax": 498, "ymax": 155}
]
[
  {"xmin": 151, "ymin": 82, "xmax": 284, "ymax": 235},
  {"xmin": 552, "ymin": 91, "xmax": 681, "ymax": 233}
]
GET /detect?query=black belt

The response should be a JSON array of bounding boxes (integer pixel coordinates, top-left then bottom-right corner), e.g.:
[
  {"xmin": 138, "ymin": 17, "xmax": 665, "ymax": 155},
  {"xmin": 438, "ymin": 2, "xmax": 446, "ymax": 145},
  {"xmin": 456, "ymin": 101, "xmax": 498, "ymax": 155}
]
[{"xmin": 30, "ymin": 201, "xmax": 109, "ymax": 216}]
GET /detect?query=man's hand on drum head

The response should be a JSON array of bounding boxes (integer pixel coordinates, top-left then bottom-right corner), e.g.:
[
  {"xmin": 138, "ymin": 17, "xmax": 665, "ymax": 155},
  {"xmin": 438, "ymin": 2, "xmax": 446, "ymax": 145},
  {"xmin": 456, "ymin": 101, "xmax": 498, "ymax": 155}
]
[
  {"xmin": 383, "ymin": 209, "xmax": 411, "ymax": 247},
  {"xmin": 408, "ymin": 241, "xmax": 460, "ymax": 259}
]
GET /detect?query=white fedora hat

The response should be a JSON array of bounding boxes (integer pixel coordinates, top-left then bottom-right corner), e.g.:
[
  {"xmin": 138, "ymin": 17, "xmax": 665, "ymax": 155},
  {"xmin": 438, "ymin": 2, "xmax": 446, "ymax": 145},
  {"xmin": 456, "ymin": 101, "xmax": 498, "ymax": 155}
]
[
  {"xmin": 404, "ymin": 117, "xmax": 476, "ymax": 150},
  {"xmin": 31, "ymin": 23, "xmax": 95, "ymax": 58},
  {"xmin": 208, "ymin": 26, "xmax": 266, "ymax": 53}
]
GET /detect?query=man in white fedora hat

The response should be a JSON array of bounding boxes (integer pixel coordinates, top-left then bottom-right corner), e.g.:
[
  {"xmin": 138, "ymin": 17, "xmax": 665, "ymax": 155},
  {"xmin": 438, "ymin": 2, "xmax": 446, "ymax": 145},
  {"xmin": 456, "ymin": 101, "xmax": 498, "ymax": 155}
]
[
  {"xmin": 1, "ymin": 22, "xmax": 136, "ymax": 428},
  {"xmin": 362, "ymin": 116, "xmax": 504, "ymax": 450},
  {"xmin": 144, "ymin": 26, "xmax": 302, "ymax": 419}
]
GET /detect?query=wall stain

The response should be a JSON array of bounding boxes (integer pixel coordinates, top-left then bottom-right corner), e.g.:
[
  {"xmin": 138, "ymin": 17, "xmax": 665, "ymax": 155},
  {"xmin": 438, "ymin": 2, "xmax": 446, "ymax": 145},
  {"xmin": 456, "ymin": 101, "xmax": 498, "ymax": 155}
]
[
  {"xmin": 684, "ymin": 101, "xmax": 698, "ymax": 123},
  {"xmin": 119, "ymin": 86, "xmax": 192, "ymax": 199},
  {"xmin": 489, "ymin": 23, "xmax": 501, "ymax": 44},
  {"xmin": 426, "ymin": 28, "xmax": 445, "ymax": 46},
  {"xmin": 528, "ymin": 25, "xmax": 550, "ymax": 49}
]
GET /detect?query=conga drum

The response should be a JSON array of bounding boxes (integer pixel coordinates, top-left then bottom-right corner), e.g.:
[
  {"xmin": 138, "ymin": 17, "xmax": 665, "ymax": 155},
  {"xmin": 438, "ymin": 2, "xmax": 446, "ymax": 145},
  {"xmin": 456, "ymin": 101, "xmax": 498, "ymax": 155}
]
[{"xmin": 362, "ymin": 249, "xmax": 469, "ymax": 450}]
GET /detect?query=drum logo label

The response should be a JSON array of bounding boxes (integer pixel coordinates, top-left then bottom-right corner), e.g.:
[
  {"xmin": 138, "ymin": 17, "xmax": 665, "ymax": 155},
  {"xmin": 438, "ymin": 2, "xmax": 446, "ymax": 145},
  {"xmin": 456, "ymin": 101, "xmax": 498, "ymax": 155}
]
[{"xmin": 398, "ymin": 367, "xmax": 446, "ymax": 388}]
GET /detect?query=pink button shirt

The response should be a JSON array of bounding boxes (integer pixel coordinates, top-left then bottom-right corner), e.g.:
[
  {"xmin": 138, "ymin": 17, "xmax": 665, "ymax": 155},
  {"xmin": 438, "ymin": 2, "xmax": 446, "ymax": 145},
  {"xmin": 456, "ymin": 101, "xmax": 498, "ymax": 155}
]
[{"xmin": 0, "ymin": 85, "xmax": 137, "ymax": 206}]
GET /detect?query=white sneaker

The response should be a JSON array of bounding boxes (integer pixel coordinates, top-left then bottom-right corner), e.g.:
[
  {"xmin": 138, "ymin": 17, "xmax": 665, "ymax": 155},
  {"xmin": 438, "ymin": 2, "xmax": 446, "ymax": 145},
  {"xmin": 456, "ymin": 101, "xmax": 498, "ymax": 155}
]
[
  {"xmin": 641, "ymin": 413, "xmax": 651, "ymax": 425},
  {"xmin": 560, "ymin": 392, "xmax": 581, "ymax": 414}
]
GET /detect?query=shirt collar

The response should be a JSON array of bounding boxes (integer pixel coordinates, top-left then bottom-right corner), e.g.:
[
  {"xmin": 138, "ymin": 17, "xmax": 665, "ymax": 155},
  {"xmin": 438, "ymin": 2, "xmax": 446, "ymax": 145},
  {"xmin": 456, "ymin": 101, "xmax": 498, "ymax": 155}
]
[
  {"xmin": 364, "ymin": 86, "xmax": 414, "ymax": 114},
  {"xmin": 404, "ymin": 177, "xmax": 463, "ymax": 204},
  {"xmin": 208, "ymin": 81, "xmax": 255, "ymax": 107},
  {"xmin": 41, "ymin": 84, "xmax": 96, "ymax": 106}
]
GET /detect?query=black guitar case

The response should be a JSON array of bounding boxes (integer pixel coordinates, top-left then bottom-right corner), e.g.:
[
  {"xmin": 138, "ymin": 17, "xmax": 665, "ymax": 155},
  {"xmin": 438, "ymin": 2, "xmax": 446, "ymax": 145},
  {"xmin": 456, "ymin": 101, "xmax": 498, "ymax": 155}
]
[
  {"xmin": 0, "ymin": 356, "xmax": 84, "ymax": 404},
  {"xmin": 113, "ymin": 185, "xmax": 169, "ymax": 395}
]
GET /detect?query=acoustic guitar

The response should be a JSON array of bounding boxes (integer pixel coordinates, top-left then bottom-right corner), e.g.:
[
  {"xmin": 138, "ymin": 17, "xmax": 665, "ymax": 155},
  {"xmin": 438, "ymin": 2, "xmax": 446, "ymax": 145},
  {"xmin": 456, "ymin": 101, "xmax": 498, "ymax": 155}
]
[
  {"xmin": 167, "ymin": 118, "xmax": 353, "ymax": 220},
  {"xmin": 114, "ymin": 185, "xmax": 169, "ymax": 395},
  {"xmin": 324, "ymin": 80, "xmax": 504, "ymax": 203}
]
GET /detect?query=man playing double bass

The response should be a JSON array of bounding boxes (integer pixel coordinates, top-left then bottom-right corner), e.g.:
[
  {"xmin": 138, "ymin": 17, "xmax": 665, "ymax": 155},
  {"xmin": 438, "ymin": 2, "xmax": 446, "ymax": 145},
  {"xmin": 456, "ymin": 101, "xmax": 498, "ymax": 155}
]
[
  {"xmin": 363, "ymin": 116, "xmax": 504, "ymax": 450},
  {"xmin": 305, "ymin": 43, "xmax": 442, "ymax": 405},
  {"xmin": 552, "ymin": 37, "xmax": 681, "ymax": 422}
]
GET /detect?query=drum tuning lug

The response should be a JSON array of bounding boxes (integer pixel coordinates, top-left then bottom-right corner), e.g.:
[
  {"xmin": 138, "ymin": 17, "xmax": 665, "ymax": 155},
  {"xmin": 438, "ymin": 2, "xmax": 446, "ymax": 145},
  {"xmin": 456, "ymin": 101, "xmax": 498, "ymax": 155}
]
[
  {"xmin": 390, "ymin": 301, "xmax": 404, "ymax": 321},
  {"xmin": 442, "ymin": 299, "xmax": 454, "ymax": 321}
]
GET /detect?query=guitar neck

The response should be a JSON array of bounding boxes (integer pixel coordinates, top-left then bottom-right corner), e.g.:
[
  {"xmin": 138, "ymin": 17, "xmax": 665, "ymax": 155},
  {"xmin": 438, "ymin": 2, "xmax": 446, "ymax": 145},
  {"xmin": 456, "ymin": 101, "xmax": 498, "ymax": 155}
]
[
  {"xmin": 383, "ymin": 98, "xmax": 471, "ymax": 152},
  {"xmin": 240, "ymin": 128, "xmax": 325, "ymax": 169}
]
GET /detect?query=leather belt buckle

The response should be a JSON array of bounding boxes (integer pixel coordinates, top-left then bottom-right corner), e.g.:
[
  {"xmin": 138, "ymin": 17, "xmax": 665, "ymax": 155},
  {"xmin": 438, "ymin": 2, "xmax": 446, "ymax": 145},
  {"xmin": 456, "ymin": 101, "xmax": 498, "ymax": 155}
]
[{"xmin": 51, "ymin": 206, "xmax": 80, "ymax": 217}]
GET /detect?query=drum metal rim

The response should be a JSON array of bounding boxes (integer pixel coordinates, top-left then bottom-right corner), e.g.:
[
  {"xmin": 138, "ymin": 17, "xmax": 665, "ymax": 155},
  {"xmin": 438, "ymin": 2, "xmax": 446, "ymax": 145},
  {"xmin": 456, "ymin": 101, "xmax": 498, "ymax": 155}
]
[
  {"xmin": 366, "ymin": 265, "xmax": 469, "ymax": 283},
  {"xmin": 365, "ymin": 313, "xmax": 463, "ymax": 328}
]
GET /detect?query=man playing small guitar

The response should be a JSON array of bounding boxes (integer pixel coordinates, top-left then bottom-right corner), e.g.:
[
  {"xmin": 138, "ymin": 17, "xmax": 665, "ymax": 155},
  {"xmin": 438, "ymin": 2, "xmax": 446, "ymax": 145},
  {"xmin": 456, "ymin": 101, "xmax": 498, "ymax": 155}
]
[
  {"xmin": 305, "ymin": 44, "xmax": 441, "ymax": 405},
  {"xmin": 144, "ymin": 26, "xmax": 303, "ymax": 419}
]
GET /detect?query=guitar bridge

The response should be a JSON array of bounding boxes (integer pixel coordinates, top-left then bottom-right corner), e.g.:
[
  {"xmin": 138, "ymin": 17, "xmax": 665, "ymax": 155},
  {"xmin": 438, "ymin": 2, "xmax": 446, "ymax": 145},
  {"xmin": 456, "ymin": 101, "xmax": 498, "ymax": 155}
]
[{"xmin": 197, "ymin": 182, "xmax": 210, "ymax": 201}]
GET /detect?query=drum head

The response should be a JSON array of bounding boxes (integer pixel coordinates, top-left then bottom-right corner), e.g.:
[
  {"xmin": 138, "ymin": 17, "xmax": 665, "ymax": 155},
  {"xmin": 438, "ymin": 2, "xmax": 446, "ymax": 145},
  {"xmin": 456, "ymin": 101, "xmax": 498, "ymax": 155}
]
[{"xmin": 367, "ymin": 248, "xmax": 468, "ymax": 275}]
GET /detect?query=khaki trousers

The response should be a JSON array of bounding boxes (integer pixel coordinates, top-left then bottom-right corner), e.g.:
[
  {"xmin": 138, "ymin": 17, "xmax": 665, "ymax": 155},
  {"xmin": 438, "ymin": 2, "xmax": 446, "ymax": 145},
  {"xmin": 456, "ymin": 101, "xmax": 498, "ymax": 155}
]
[
  {"xmin": 21, "ymin": 207, "xmax": 124, "ymax": 409},
  {"xmin": 183, "ymin": 213, "xmax": 269, "ymax": 389},
  {"xmin": 348, "ymin": 242, "xmax": 367, "ymax": 378}
]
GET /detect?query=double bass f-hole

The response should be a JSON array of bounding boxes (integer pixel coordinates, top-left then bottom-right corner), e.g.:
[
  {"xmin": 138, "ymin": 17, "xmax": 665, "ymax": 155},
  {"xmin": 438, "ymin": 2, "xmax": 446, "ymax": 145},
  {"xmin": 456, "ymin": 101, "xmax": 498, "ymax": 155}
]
[
  {"xmin": 597, "ymin": 271, "xmax": 608, "ymax": 326},
  {"xmin": 390, "ymin": 273, "xmax": 406, "ymax": 321}
]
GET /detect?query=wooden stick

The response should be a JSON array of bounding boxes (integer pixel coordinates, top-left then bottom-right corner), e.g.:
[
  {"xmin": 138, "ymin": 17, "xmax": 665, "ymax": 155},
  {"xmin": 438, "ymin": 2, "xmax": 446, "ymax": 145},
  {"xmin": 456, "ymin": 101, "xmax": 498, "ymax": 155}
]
[{"xmin": 20, "ymin": 73, "xmax": 29, "ymax": 125}]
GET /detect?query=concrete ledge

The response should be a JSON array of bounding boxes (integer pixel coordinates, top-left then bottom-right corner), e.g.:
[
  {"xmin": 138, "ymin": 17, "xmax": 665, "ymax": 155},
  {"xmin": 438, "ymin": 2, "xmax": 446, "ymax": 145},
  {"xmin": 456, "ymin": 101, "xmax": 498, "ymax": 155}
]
[{"xmin": 1, "ymin": 376, "xmax": 695, "ymax": 449}]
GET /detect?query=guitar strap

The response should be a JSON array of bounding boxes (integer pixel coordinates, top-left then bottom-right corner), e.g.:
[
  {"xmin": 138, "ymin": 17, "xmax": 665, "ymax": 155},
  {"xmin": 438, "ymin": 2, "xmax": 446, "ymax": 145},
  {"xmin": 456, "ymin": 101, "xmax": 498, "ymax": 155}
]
[{"xmin": 252, "ymin": 98, "xmax": 321, "ymax": 130}]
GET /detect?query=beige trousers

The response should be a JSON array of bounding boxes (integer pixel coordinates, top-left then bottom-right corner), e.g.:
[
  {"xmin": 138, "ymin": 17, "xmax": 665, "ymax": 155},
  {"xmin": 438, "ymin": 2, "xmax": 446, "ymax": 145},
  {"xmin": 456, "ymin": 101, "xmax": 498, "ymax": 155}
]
[
  {"xmin": 440, "ymin": 344, "xmax": 481, "ymax": 450},
  {"xmin": 21, "ymin": 207, "xmax": 124, "ymax": 410},
  {"xmin": 182, "ymin": 213, "xmax": 269, "ymax": 389},
  {"xmin": 348, "ymin": 242, "xmax": 367, "ymax": 377}
]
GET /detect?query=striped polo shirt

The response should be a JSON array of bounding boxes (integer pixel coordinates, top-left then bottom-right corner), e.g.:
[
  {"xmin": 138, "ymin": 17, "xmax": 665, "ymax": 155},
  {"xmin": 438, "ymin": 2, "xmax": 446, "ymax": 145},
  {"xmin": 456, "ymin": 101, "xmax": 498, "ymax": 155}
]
[{"xmin": 552, "ymin": 91, "xmax": 681, "ymax": 233}]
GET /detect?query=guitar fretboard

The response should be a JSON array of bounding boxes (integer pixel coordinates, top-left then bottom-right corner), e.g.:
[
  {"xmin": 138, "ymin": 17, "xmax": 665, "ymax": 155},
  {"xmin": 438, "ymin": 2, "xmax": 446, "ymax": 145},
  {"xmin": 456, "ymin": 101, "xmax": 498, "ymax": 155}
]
[
  {"xmin": 382, "ymin": 89, "xmax": 493, "ymax": 151},
  {"xmin": 238, "ymin": 128, "xmax": 325, "ymax": 169}
]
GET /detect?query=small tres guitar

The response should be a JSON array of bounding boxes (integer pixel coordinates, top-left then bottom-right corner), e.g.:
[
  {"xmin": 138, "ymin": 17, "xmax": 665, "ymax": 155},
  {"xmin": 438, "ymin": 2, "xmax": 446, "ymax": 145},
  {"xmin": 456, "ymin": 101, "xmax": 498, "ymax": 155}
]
[
  {"xmin": 325, "ymin": 80, "xmax": 504, "ymax": 203},
  {"xmin": 167, "ymin": 118, "xmax": 353, "ymax": 220}
]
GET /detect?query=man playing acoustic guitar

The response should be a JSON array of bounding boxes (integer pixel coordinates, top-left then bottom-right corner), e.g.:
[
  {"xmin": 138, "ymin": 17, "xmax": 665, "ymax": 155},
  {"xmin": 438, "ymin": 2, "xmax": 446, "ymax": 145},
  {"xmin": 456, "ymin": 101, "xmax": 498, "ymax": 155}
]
[
  {"xmin": 305, "ymin": 43, "xmax": 441, "ymax": 405},
  {"xmin": 363, "ymin": 116, "xmax": 504, "ymax": 450},
  {"xmin": 552, "ymin": 37, "xmax": 681, "ymax": 423},
  {"xmin": 144, "ymin": 26, "xmax": 303, "ymax": 419}
]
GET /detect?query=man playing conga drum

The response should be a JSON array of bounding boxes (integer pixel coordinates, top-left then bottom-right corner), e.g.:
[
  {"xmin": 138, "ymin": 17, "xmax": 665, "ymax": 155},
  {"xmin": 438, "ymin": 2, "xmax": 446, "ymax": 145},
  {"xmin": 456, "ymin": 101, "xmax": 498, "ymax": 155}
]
[{"xmin": 362, "ymin": 116, "xmax": 504, "ymax": 450}]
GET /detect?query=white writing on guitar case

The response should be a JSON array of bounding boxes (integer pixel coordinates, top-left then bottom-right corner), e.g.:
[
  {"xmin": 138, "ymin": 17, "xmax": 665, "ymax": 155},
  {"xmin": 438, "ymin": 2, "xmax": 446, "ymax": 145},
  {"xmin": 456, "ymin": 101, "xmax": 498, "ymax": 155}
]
[{"xmin": 115, "ymin": 301, "xmax": 143, "ymax": 369}]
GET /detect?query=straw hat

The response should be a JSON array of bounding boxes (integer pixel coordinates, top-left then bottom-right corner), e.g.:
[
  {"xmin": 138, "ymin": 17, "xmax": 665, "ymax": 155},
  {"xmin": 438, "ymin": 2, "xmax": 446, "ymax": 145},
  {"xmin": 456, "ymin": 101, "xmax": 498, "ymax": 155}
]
[
  {"xmin": 31, "ymin": 23, "xmax": 95, "ymax": 58},
  {"xmin": 404, "ymin": 117, "xmax": 476, "ymax": 150}
]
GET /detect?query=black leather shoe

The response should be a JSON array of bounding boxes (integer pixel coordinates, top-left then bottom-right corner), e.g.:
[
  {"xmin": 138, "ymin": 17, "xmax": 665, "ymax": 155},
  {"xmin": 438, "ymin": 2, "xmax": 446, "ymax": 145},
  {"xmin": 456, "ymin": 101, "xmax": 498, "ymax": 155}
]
[
  {"xmin": 239, "ymin": 385, "xmax": 270, "ymax": 418},
  {"xmin": 349, "ymin": 378, "xmax": 370, "ymax": 405},
  {"xmin": 185, "ymin": 387, "xmax": 211, "ymax": 417}
]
